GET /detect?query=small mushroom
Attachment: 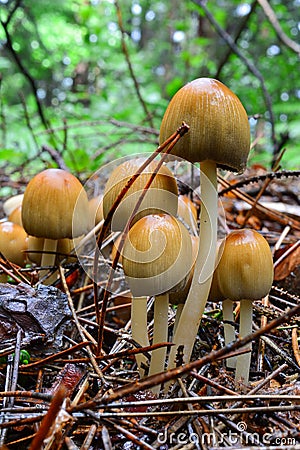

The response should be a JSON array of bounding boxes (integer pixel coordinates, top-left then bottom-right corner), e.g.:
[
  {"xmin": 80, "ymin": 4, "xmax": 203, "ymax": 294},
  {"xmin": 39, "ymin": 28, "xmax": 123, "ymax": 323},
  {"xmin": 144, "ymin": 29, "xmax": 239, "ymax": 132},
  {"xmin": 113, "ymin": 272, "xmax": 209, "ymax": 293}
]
[
  {"xmin": 214, "ymin": 229, "xmax": 274, "ymax": 385},
  {"xmin": 103, "ymin": 157, "xmax": 178, "ymax": 231},
  {"xmin": 22, "ymin": 168, "xmax": 90, "ymax": 284},
  {"xmin": 122, "ymin": 213, "xmax": 192, "ymax": 390},
  {"xmin": 0, "ymin": 221, "xmax": 28, "ymax": 280}
]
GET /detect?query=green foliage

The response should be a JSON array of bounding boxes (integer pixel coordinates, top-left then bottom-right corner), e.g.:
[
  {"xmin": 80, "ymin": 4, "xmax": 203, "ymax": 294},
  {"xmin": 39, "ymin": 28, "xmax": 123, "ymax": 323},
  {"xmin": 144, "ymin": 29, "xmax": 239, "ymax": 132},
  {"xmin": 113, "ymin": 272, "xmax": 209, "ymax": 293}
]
[{"xmin": 0, "ymin": 0, "xmax": 299, "ymax": 178}]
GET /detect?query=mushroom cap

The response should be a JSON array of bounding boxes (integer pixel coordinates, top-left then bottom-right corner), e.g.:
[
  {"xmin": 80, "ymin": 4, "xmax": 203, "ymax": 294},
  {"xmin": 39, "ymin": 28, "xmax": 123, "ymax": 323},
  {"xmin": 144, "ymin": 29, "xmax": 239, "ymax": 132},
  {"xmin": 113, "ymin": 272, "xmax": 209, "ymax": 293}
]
[
  {"xmin": 22, "ymin": 169, "xmax": 90, "ymax": 239},
  {"xmin": 3, "ymin": 194, "xmax": 24, "ymax": 216},
  {"xmin": 8, "ymin": 205, "xmax": 23, "ymax": 227},
  {"xmin": 215, "ymin": 229, "xmax": 274, "ymax": 301},
  {"xmin": 103, "ymin": 158, "xmax": 178, "ymax": 231},
  {"xmin": 122, "ymin": 213, "xmax": 192, "ymax": 297},
  {"xmin": 159, "ymin": 78, "xmax": 250, "ymax": 172},
  {"xmin": 0, "ymin": 221, "xmax": 28, "ymax": 266},
  {"xmin": 177, "ymin": 195, "xmax": 198, "ymax": 231}
]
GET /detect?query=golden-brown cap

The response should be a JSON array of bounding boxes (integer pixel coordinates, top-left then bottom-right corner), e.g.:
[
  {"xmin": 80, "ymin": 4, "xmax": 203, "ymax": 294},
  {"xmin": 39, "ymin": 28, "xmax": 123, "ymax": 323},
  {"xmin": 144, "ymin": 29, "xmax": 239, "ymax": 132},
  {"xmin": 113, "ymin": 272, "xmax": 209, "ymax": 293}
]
[
  {"xmin": 159, "ymin": 78, "xmax": 250, "ymax": 172},
  {"xmin": 8, "ymin": 205, "xmax": 23, "ymax": 227},
  {"xmin": 22, "ymin": 169, "xmax": 90, "ymax": 240},
  {"xmin": 215, "ymin": 229, "xmax": 274, "ymax": 301},
  {"xmin": 103, "ymin": 158, "xmax": 178, "ymax": 231},
  {"xmin": 122, "ymin": 213, "xmax": 192, "ymax": 297},
  {"xmin": 0, "ymin": 221, "xmax": 28, "ymax": 267}
]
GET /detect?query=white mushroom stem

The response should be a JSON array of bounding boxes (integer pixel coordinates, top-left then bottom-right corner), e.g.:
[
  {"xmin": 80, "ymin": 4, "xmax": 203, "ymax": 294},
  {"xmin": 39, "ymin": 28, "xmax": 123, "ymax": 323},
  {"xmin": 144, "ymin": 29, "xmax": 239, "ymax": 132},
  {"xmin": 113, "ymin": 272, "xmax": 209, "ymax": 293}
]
[
  {"xmin": 222, "ymin": 298, "xmax": 236, "ymax": 368},
  {"xmin": 173, "ymin": 303, "xmax": 184, "ymax": 335},
  {"xmin": 235, "ymin": 299, "xmax": 253, "ymax": 385},
  {"xmin": 169, "ymin": 160, "xmax": 218, "ymax": 367},
  {"xmin": 40, "ymin": 239, "xmax": 58, "ymax": 285},
  {"xmin": 131, "ymin": 296, "xmax": 149, "ymax": 377},
  {"xmin": 149, "ymin": 293, "xmax": 169, "ymax": 393}
]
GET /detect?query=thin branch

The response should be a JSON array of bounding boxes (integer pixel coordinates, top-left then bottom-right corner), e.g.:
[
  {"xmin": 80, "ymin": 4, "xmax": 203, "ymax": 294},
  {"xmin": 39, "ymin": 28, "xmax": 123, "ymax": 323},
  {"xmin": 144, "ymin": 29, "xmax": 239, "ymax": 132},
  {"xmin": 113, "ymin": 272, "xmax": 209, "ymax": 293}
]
[
  {"xmin": 192, "ymin": 0, "xmax": 277, "ymax": 146},
  {"xmin": 257, "ymin": 0, "xmax": 300, "ymax": 55},
  {"xmin": 216, "ymin": 0, "xmax": 258, "ymax": 78},
  {"xmin": 114, "ymin": 0, "xmax": 154, "ymax": 128},
  {"xmin": 0, "ymin": 4, "xmax": 49, "ymax": 131}
]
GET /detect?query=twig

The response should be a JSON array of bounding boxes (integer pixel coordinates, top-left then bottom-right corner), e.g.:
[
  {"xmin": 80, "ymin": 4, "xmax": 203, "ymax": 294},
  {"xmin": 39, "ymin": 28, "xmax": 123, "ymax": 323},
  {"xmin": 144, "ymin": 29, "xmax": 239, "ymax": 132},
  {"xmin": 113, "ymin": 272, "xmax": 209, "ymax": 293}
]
[
  {"xmin": 41, "ymin": 144, "xmax": 68, "ymax": 171},
  {"xmin": 58, "ymin": 266, "xmax": 106, "ymax": 385},
  {"xmin": 218, "ymin": 170, "xmax": 300, "ymax": 196},
  {"xmin": 29, "ymin": 385, "xmax": 67, "ymax": 450},
  {"xmin": 71, "ymin": 301, "xmax": 300, "ymax": 407},
  {"xmin": 114, "ymin": 0, "xmax": 154, "ymax": 128},
  {"xmin": 257, "ymin": 0, "xmax": 300, "ymax": 55},
  {"xmin": 192, "ymin": 0, "xmax": 276, "ymax": 145},
  {"xmin": 215, "ymin": 1, "xmax": 258, "ymax": 78},
  {"xmin": 0, "ymin": 6, "xmax": 50, "ymax": 131}
]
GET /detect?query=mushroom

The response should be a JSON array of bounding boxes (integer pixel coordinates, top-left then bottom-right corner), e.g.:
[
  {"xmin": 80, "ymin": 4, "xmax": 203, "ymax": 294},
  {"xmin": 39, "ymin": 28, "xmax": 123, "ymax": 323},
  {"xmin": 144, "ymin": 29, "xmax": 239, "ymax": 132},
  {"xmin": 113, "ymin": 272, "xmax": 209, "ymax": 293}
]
[
  {"xmin": 213, "ymin": 229, "xmax": 274, "ymax": 385},
  {"xmin": 103, "ymin": 157, "xmax": 178, "ymax": 231},
  {"xmin": 160, "ymin": 78, "xmax": 250, "ymax": 366},
  {"xmin": 103, "ymin": 157, "xmax": 179, "ymax": 376},
  {"xmin": 22, "ymin": 168, "xmax": 90, "ymax": 284},
  {"xmin": 0, "ymin": 221, "xmax": 28, "ymax": 280},
  {"xmin": 8, "ymin": 205, "xmax": 23, "ymax": 227},
  {"xmin": 122, "ymin": 213, "xmax": 192, "ymax": 390},
  {"xmin": 3, "ymin": 194, "xmax": 24, "ymax": 217}
]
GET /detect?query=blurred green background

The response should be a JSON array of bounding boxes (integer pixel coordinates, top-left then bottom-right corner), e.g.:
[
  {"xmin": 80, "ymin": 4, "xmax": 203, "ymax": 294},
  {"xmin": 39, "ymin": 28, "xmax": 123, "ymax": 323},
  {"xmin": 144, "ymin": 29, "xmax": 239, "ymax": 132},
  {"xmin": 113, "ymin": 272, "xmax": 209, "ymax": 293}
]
[{"xmin": 0, "ymin": 0, "xmax": 299, "ymax": 185}]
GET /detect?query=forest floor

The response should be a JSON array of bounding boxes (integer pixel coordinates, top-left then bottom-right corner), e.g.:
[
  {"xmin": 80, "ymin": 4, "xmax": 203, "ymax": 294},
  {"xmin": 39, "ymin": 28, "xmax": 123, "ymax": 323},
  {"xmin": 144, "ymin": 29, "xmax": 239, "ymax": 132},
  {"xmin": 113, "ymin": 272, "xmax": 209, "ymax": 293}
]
[{"xmin": 0, "ymin": 158, "xmax": 300, "ymax": 450}]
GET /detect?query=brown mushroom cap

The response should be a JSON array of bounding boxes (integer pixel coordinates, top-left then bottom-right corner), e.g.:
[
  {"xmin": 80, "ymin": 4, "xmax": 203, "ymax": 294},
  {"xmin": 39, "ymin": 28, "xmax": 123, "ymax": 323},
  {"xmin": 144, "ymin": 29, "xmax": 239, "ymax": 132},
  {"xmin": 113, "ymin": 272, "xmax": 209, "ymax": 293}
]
[
  {"xmin": 122, "ymin": 213, "xmax": 192, "ymax": 297},
  {"xmin": 215, "ymin": 229, "xmax": 274, "ymax": 301},
  {"xmin": 8, "ymin": 205, "xmax": 23, "ymax": 227},
  {"xmin": 0, "ymin": 221, "xmax": 28, "ymax": 266},
  {"xmin": 159, "ymin": 78, "xmax": 250, "ymax": 172},
  {"xmin": 103, "ymin": 158, "xmax": 178, "ymax": 231},
  {"xmin": 22, "ymin": 169, "xmax": 90, "ymax": 240}
]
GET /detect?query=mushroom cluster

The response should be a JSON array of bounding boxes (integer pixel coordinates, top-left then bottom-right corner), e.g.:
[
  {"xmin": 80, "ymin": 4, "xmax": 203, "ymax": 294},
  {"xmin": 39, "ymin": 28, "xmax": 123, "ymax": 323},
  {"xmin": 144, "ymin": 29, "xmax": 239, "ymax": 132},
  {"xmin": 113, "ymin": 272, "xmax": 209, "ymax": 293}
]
[{"xmin": 1, "ymin": 168, "xmax": 91, "ymax": 285}]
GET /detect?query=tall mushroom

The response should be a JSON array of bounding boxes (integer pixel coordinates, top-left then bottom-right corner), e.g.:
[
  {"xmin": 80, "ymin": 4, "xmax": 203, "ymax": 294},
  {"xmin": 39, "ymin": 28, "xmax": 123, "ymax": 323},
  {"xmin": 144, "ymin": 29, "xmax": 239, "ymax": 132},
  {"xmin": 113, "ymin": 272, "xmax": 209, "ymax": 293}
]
[
  {"xmin": 214, "ymin": 229, "xmax": 274, "ymax": 385},
  {"xmin": 122, "ymin": 213, "xmax": 192, "ymax": 391},
  {"xmin": 22, "ymin": 168, "xmax": 90, "ymax": 284},
  {"xmin": 160, "ymin": 78, "xmax": 250, "ymax": 366}
]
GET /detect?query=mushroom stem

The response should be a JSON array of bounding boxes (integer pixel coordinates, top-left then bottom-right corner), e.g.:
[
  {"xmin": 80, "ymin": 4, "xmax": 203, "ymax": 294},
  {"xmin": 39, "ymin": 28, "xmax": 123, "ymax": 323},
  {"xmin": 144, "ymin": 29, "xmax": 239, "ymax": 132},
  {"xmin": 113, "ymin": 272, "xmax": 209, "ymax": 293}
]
[
  {"xmin": 169, "ymin": 160, "xmax": 218, "ymax": 366},
  {"xmin": 173, "ymin": 303, "xmax": 184, "ymax": 335},
  {"xmin": 131, "ymin": 296, "xmax": 149, "ymax": 377},
  {"xmin": 222, "ymin": 298, "xmax": 236, "ymax": 368},
  {"xmin": 41, "ymin": 239, "xmax": 58, "ymax": 285},
  {"xmin": 149, "ymin": 293, "xmax": 169, "ymax": 392},
  {"xmin": 235, "ymin": 299, "xmax": 253, "ymax": 385}
]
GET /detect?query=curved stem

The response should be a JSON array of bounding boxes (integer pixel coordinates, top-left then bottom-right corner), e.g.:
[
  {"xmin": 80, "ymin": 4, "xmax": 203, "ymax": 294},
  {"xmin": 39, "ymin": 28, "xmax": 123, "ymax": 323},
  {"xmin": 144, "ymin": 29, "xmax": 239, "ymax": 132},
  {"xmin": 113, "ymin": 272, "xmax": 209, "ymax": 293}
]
[
  {"xmin": 235, "ymin": 299, "xmax": 253, "ymax": 386},
  {"xmin": 131, "ymin": 296, "xmax": 149, "ymax": 377},
  {"xmin": 222, "ymin": 298, "xmax": 236, "ymax": 369},
  {"xmin": 149, "ymin": 293, "xmax": 169, "ymax": 394},
  {"xmin": 168, "ymin": 161, "xmax": 218, "ymax": 367}
]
